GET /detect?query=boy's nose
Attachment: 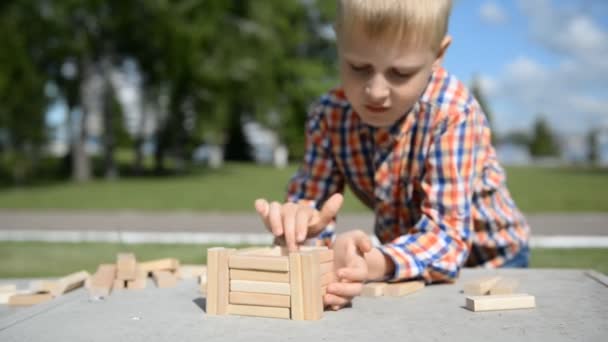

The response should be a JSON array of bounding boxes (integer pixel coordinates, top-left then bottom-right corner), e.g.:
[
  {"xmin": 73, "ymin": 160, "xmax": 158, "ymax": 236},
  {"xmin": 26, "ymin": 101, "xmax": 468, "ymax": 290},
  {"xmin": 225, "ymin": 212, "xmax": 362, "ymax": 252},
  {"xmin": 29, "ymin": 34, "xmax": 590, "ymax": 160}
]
[{"xmin": 365, "ymin": 76, "xmax": 389, "ymax": 101}]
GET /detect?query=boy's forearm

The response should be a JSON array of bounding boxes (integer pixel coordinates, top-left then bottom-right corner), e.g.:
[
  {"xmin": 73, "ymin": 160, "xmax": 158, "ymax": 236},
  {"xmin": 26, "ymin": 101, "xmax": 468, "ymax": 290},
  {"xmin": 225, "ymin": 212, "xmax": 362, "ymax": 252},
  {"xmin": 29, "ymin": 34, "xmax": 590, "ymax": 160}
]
[{"xmin": 364, "ymin": 247, "xmax": 395, "ymax": 281}]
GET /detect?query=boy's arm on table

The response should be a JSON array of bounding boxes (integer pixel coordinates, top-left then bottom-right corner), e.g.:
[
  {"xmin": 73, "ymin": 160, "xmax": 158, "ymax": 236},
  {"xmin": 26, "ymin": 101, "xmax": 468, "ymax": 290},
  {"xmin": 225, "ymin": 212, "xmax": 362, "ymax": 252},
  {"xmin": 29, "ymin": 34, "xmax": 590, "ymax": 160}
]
[{"xmin": 377, "ymin": 109, "xmax": 484, "ymax": 283}]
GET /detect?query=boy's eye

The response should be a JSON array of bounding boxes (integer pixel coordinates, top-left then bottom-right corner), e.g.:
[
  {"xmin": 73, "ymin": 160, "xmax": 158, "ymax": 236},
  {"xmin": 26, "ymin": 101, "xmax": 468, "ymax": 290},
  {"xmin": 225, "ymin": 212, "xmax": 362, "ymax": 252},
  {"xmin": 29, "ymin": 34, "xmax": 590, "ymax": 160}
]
[
  {"xmin": 349, "ymin": 63, "xmax": 371, "ymax": 73},
  {"xmin": 391, "ymin": 69, "xmax": 412, "ymax": 78}
]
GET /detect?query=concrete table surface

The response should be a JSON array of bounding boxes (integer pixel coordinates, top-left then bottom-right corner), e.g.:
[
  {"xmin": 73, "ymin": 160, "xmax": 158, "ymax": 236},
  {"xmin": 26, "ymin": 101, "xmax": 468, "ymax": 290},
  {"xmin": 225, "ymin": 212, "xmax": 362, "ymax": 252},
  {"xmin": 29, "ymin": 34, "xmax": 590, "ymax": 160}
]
[{"xmin": 0, "ymin": 268, "xmax": 606, "ymax": 342}]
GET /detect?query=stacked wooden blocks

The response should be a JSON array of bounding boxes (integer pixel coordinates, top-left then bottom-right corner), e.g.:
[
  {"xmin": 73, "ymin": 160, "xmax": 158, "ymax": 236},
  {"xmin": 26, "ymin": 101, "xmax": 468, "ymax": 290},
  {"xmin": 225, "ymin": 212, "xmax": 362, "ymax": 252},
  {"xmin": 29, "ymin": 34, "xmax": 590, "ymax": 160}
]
[
  {"xmin": 463, "ymin": 276, "xmax": 536, "ymax": 312},
  {"xmin": 206, "ymin": 246, "xmax": 334, "ymax": 320}
]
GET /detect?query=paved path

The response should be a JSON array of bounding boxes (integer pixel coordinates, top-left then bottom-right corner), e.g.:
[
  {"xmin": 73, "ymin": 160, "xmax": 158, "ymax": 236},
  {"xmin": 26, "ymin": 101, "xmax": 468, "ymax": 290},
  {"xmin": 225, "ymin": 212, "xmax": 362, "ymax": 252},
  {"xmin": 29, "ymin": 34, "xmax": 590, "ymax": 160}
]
[{"xmin": 1, "ymin": 269, "xmax": 606, "ymax": 341}]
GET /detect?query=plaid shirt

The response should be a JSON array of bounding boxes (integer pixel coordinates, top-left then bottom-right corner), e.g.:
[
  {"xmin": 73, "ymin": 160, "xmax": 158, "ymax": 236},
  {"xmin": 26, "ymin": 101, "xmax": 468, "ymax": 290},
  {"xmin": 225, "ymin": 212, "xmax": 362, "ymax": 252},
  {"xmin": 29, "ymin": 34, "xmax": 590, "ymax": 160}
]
[{"xmin": 286, "ymin": 67, "xmax": 530, "ymax": 283}]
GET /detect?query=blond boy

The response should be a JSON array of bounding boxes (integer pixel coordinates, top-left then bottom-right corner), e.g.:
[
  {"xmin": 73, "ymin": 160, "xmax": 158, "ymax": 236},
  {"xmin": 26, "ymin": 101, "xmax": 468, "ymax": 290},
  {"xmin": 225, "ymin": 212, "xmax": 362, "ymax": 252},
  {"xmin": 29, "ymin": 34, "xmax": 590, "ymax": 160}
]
[{"xmin": 256, "ymin": 0, "xmax": 530, "ymax": 311}]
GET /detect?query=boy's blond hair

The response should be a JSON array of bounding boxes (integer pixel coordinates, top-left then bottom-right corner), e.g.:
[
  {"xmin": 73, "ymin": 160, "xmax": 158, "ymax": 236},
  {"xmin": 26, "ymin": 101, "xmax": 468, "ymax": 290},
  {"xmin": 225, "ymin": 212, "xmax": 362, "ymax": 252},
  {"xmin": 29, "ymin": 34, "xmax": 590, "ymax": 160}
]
[{"xmin": 335, "ymin": 0, "xmax": 452, "ymax": 52}]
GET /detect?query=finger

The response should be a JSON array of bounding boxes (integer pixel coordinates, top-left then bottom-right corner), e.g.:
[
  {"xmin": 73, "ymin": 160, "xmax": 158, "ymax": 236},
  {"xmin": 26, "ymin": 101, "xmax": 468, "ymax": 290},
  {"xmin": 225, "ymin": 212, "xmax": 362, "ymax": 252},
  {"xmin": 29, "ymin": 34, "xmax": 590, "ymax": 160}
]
[
  {"xmin": 337, "ymin": 266, "xmax": 367, "ymax": 282},
  {"xmin": 254, "ymin": 199, "xmax": 271, "ymax": 231},
  {"xmin": 353, "ymin": 233, "xmax": 372, "ymax": 254},
  {"xmin": 294, "ymin": 207, "xmax": 312, "ymax": 243},
  {"xmin": 268, "ymin": 202, "xmax": 284, "ymax": 237},
  {"xmin": 309, "ymin": 193, "xmax": 343, "ymax": 231},
  {"xmin": 323, "ymin": 292, "xmax": 352, "ymax": 309},
  {"xmin": 281, "ymin": 203, "xmax": 298, "ymax": 252},
  {"xmin": 327, "ymin": 281, "xmax": 363, "ymax": 298}
]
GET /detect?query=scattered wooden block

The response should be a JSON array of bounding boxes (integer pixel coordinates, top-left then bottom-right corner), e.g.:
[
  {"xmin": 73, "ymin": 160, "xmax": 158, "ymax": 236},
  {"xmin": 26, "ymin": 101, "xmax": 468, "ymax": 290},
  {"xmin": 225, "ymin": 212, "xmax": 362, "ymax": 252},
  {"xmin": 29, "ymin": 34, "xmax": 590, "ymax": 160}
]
[
  {"xmin": 384, "ymin": 281, "xmax": 425, "ymax": 297},
  {"xmin": 230, "ymin": 280, "xmax": 290, "ymax": 295},
  {"xmin": 489, "ymin": 278, "xmax": 519, "ymax": 295},
  {"xmin": 127, "ymin": 267, "xmax": 147, "ymax": 290},
  {"xmin": 51, "ymin": 271, "xmax": 90, "ymax": 297},
  {"xmin": 29, "ymin": 280, "xmax": 59, "ymax": 294},
  {"xmin": 152, "ymin": 270, "xmax": 178, "ymax": 288},
  {"xmin": 116, "ymin": 253, "xmax": 137, "ymax": 280},
  {"xmin": 465, "ymin": 293, "xmax": 536, "ymax": 312},
  {"xmin": 89, "ymin": 264, "xmax": 116, "ymax": 297},
  {"xmin": 230, "ymin": 269, "xmax": 289, "ymax": 283},
  {"xmin": 229, "ymin": 291, "xmax": 290, "ymax": 308},
  {"xmin": 227, "ymin": 304, "xmax": 290, "ymax": 319},
  {"xmin": 362, "ymin": 282, "xmax": 387, "ymax": 297},
  {"xmin": 113, "ymin": 279, "xmax": 126, "ymax": 291},
  {"xmin": 463, "ymin": 276, "xmax": 502, "ymax": 295},
  {"xmin": 0, "ymin": 284, "xmax": 17, "ymax": 293},
  {"xmin": 228, "ymin": 255, "xmax": 289, "ymax": 272},
  {"xmin": 0, "ymin": 290, "xmax": 19, "ymax": 304},
  {"xmin": 177, "ymin": 265, "xmax": 207, "ymax": 280},
  {"xmin": 139, "ymin": 258, "xmax": 180, "ymax": 274},
  {"xmin": 8, "ymin": 293, "xmax": 53, "ymax": 307}
]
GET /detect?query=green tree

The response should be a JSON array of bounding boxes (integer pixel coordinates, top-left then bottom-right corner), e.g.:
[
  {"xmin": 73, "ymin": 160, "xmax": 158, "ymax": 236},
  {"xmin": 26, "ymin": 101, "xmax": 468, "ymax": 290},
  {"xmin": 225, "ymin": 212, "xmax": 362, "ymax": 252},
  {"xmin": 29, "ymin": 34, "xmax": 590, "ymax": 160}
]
[
  {"xmin": 587, "ymin": 128, "xmax": 599, "ymax": 165},
  {"xmin": 529, "ymin": 116, "xmax": 560, "ymax": 157}
]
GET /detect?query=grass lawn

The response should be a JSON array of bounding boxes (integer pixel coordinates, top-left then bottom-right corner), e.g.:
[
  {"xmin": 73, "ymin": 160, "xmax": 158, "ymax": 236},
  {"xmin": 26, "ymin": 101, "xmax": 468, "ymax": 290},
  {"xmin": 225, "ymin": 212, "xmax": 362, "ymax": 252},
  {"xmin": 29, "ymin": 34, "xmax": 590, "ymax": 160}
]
[
  {"xmin": 0, "ymin": 163, "xmax": 607, "ymax": 212},
  {"xmin": 0, "ymin": 242, "xmax": 606, "ymax": 278}
]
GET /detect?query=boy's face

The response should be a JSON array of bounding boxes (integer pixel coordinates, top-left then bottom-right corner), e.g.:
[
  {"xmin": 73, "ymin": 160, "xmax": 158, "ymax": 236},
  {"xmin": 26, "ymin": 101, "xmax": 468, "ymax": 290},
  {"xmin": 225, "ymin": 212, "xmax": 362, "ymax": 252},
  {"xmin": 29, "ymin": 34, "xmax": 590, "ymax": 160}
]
[{"xmin": 338, "ymin": 28, "xmax": 450, "ymax": 127}]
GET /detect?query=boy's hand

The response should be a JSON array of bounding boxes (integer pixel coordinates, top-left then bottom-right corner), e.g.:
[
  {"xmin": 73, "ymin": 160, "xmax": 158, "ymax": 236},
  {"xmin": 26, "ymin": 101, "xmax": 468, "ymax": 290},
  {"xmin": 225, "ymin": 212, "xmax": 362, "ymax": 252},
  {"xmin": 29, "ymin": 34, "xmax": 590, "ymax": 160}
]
[
  {"xmin": 254, "ymin": 193, "xmax": 343, "ymax": 252},
  {"xmin": 324, "ymin": 230, "xmax": 372, "ymax": 311}
]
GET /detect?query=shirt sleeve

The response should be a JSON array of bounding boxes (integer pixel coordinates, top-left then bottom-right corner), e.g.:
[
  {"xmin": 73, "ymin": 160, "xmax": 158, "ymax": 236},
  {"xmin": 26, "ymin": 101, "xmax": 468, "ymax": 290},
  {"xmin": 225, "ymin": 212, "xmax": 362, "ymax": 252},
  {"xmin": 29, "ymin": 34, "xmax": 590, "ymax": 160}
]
[
  {"xmin": 378, "ymin": 105, "xmax": 482, "ymax": 283},
  {"xmin": 285, "ymin": 99, "xmax": 345, "ymax": 247}
]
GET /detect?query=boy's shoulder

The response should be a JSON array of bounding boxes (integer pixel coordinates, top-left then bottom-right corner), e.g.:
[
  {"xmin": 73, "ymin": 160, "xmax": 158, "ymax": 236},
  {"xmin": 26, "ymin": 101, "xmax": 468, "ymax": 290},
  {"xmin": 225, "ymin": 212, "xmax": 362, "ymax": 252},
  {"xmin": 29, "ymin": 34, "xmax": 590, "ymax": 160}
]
[{"xmin": 420, "ymin": 67, "xmax": 477, "ymax": 116}]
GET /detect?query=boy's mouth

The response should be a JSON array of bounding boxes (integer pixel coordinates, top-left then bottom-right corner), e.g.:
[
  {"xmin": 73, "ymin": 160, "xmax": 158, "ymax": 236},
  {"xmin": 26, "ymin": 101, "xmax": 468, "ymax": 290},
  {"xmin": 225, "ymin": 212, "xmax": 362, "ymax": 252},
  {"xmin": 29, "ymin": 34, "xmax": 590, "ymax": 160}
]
[{"xmin": 365, "ymin": 105, "xmax": 390, "ymax": 113}]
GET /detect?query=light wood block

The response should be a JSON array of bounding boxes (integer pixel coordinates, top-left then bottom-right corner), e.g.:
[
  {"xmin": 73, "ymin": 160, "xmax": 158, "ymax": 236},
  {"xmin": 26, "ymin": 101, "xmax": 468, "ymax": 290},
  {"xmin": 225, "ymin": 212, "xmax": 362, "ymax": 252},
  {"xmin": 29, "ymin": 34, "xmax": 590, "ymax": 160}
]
[
  {"xmin": 177, "ymin": 265, "xmax": 207, "ymax": 280},
  {"xmin": 127, "ymin": 267, "xmax": 147, "ymax": 290},
  {"xmin": 0, "ymin": 291, "xmax": 18, "ymax": 304},
  {"xmin": 319, "ymin": 261, "xmax": 334, "ymax": 275},
  {"xmin": 139, "ymin": 258, "xmax": 180, "ymax": 274},
  {"xmin": 465, "ymin": 293, "xmax": 536, "ymax": 312},
  {"xmin": 227, "ymin": 304, "xmax": 290, "ymax": 319},
  {"xmin": 384, "ymin": 281, "xmax": 425, "ymax": 297},
  {"xmin": 206, "ymin": 248, "xmax": 233, "ymax": 315},
  {"xmin": 89, "ymin": 264, "xmax": 116, "ymax": 297},
  {"xmin": 228, "ymin": 255, "xmax": 289, "ymax": 272},
  {"xmin": 152, "ymin": 270, "xmax": 178, "ymax": 288},
  {"xmin": 113, "ymin": 279, "xmax": 126, "ymax": 290},
  {"xmin": 301, "ymin": 251, "xmax": 322, "ymax": 320},
  {"xmin": 29, "ymin": 280, "xmax": 58, "ymax": 294},
  {"xmin": 463, "ymin": 276, "xmax": 502, "ymax": 295},
  {"xmin": 116, "ymin": 253, "xmax": 137, "ymax": 280},
  {"xmin": 229, "ymin": 291, "xmax": 290, "ymax": 308},
  {"xmin": 51, "ymin": 271, "xmax": 90, "ymax": 297},
  {"xmin": 236, "ymin": 246, "xmax": 282, "ymax": 256},
  {"xmin": 230, "ymin": 269, "xmax": 289, "ymax": 283},
  {"xmin": 321, "ymin": 271, "xmax": 336, "ymax": 286},
  {"xmin": 289, "ymin": 253, "xmax": 305, "ymax": 320},
  {"xmin": 0, "ymin": 284, "xmax": 17, "ymax": 293},
  {"xmin": 489, "ymin": 278, "xmax": 519, "ymax": 295},
  {"xmin": 230, "ymin": 280, "xmax": 290, "ymax": 295},
  {"xmin": 9, "ymin": 293, "xmax": 53, "ymax": 306},
  {"xmin": 362, "ymin": 282, "xmax": 387, "ymax": 297},
  {"xmin": 299, "ymin": 246, "xmax": 333, "ymax": 263}
]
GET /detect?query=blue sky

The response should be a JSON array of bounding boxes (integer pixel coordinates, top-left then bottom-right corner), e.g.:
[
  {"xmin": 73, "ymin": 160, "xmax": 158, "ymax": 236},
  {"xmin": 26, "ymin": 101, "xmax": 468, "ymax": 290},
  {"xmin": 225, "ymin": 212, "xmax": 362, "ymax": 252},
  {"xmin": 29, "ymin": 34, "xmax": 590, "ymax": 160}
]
[{"xmin": 444, "ymin": 0, "xmax": 608, "ymax": 135}]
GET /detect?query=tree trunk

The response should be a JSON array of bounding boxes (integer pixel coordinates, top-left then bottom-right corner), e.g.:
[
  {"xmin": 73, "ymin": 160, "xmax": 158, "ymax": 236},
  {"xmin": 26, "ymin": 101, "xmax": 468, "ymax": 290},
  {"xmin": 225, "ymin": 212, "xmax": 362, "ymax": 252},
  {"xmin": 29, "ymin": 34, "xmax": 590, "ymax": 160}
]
[{"xmin": 101, "ymin": 59, "xmax": 118, "ymax": 180}]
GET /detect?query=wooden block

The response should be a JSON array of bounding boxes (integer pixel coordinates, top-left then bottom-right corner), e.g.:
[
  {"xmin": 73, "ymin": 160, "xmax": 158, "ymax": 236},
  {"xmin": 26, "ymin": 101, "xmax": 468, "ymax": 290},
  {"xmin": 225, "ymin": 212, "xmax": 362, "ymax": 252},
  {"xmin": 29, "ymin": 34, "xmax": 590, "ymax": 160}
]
[
  {"xmin": 362, "ymin": 282, "xmax": 387, "ymax": 297},
  {"xmin": 384, "ymin": 281, "xmax": 425, "ymax": 297},
  {"xmin": 465, "ymin": 293, "xmax": 536, "ymax": 312},
  {"xmin": 236, "ymin": 247, "xmax": 282, "ymax": 256},
  {"xmin": 228, "ymin": 255, "xmax": 289, "ymax": 272},
  {"xmin": 230, "ymin": 280, "xmax": 290, "ymax": 295},
  {"xmin": 489, "ymin": 278, "xmax": 519, "ymax": 295},
  {"xmin": 227, "ymin": 304, "xmax": 290, "ymax": 319},
  {"xmin": 139, "ymin": 258, "xmax": 180, "ymax": 274},
  {"xmin": 116, "ymin": 253, "xmax": 137, "ymax": 280},
  {"xmin": 89, "ymin": 264, "xmax": 116, "ymax": 297},
  {"xmin": 113, "ymin": 279, "xmax": 126, "ymax": 290},
  {"xmin": 9, "ymin": 293, "xmax": 53, "ymax": 307},
  {"xmin": 206, "ymin": 247, "xmax": 233, "ymax": 315},
  {"xmin": 127, "ymin": 267, "xmax": 147, "ymax": 290},
  {"xmin": 51, "ymin": 271, "xmax": 90, "ymax": 297},
  {"xmin": 289, "ymin": 253, "xmax": 305, "ymax": 320},
  {"xmin": 0, "ymin": 284, "xmax": 17, "ymax": 293},
  {"xmin": 300, "ymin": 251, "xmax": 322, "ymax": 320},
  {"xmin": 229, "ymin": 291, "xmax": 290, "ymax": 308},
  {"xmin": 0, "ymin": 291, "xmax": 18, "ymax": 304},
  {"xmin": 321, "ymin": 271, "xmax": 336, "ymax": 286},
  {"xmin": 319, "ymin": 261, "xmax": 334, "ymax": 275},
  {"xmin": 29, "ymin": 280, "xmax": 59, "ymax": 294},
  {"xmin": 230, "ymin": 269, "xmax": 289, "ymax": 283},
  {"xmin": 463, "ymin": 276, "xmax": 501, "ymax": 295},
  {"xmin": 177, "ymin": 265, "xmax": 207, "ymax": 280},
  {"xmin": 152, "ymin": 270, "xmax": 178, "ymax": 288}
]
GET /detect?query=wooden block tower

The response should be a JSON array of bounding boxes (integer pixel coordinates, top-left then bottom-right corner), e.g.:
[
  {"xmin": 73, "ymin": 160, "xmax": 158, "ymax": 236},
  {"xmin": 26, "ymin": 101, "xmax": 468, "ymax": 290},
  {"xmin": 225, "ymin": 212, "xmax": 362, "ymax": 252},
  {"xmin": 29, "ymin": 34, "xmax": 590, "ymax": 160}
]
[{"xmin": 206, "ymin": 246, "xmax": 334, "ymax": 320}]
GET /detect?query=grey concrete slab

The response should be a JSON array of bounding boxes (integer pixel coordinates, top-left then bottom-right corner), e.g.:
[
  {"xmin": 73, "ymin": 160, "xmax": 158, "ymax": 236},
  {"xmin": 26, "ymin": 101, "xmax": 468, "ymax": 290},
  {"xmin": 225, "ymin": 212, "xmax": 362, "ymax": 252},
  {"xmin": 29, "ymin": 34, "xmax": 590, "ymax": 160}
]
[{"xmin": 0, "ymin": 269, "xmax": 606, "ymax": 341}]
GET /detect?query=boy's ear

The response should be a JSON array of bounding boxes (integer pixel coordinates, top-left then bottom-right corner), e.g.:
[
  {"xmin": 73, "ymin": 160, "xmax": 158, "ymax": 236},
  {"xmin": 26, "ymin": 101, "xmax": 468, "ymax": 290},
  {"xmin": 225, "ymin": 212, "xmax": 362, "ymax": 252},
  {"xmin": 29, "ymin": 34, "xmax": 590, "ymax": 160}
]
[{"xmin": 433, "ymin": 35, "xmax": 452, "ymax": 69}]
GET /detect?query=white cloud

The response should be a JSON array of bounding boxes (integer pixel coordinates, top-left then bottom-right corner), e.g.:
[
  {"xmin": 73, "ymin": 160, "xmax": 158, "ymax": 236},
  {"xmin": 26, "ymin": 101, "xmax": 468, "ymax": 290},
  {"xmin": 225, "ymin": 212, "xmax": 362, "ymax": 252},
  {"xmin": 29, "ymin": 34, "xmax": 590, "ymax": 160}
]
[
  {"xmin": 485, "ymin": 1, "xmax": 608, "ymax": 134},
  {"xmin": 479, "ymin": 2, "xmax": 509, "ymax": 25}
]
